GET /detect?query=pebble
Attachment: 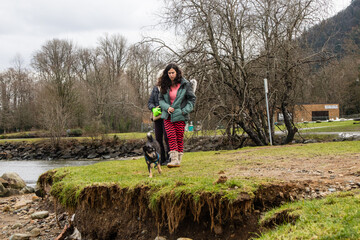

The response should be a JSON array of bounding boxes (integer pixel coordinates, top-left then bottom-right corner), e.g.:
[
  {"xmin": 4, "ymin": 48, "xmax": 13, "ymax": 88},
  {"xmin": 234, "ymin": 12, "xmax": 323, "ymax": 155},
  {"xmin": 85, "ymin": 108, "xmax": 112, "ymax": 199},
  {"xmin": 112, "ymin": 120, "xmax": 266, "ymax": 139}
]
[
  {"xmin": 0, "ymin": 194, "xmax": 67, "ymax": 240},
  {"xmin": 155, "ymin": 237, "xmax": 167, "ymax": 240},
  {"xmin": 31, "ymin": 211, "xmax": 49, "ymax": 220},
  {"xmin": 9, "ymin": 233, "xmax": 32, "ymax": 240}
]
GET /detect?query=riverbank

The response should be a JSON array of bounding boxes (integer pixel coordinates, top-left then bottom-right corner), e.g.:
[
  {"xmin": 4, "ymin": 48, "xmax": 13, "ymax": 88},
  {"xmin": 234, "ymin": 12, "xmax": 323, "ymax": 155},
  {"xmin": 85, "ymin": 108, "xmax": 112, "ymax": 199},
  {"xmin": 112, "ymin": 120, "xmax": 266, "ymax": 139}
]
[
  {"xmin": 36, "ymin": 141, "xmax": 360, "ymax": 239},
  {"xmin": 0, "ymin": 135, "xmax": 252, "ymax": 161},
  {"xmin": 0, "ymin": 193, "xmax": 66, "ymax": 239},
  {"xmin": 1, "ymin": 132, "xmax": 359, "ymax": 161}
]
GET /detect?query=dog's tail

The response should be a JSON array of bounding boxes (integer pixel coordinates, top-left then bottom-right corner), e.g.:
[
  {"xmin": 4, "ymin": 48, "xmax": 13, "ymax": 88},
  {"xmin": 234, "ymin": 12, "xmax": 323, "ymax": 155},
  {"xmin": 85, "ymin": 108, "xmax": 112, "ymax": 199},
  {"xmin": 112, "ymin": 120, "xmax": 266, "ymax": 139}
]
[{"xmin": 147, "ymin": 132, "xmax": 154, "ymax": 142}]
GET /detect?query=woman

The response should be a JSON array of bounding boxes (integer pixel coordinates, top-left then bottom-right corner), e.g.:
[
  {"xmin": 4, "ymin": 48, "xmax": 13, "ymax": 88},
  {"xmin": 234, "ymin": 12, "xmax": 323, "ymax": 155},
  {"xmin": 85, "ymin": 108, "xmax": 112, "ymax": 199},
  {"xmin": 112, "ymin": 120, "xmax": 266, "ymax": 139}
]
[
  {"xmin": 159, "ymin": 63, "xmax": 196, "ymax": 168},
  {"xmin": 148, "ymin": 78, "xmax": 170, "ymax": 166}
]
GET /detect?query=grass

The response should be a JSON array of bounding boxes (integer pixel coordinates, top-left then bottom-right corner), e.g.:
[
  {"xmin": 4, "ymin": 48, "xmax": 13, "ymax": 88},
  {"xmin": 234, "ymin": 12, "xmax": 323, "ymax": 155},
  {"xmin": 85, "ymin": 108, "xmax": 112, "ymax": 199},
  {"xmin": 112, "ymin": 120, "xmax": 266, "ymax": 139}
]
[
  {"xmin": 46, "ymin": 141, "xmax": 360, "ymax": 209},
  {"xmin": 255, "ymin": 190, "xmax": 360, "ymax": 239},
  {"xmin": 1, "ymin": 120, "xmax": 359, "ymax": 144},
  {"xmin": 297, "ymin": 120, "xmax": 360, "ymax": 133},
  {"xmin": 48, "ymin": 149, "xmax": 265, "ymax": 209}
]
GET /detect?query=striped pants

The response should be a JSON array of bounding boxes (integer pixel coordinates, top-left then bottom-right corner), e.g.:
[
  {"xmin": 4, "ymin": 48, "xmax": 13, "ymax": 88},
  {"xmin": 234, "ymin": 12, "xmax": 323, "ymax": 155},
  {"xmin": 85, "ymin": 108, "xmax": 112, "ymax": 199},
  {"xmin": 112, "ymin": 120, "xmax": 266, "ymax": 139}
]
[{"xmin": 164, "ymin": 120, "xmax": 185, "ymax": 152}]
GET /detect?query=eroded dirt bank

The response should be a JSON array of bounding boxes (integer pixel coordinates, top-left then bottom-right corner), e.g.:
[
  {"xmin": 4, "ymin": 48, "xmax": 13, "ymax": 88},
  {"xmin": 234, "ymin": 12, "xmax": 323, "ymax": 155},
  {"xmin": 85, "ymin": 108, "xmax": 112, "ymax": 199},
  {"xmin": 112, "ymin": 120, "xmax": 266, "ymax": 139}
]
[
  {"xmin": 39, "ymin": 180, "xmax": 305, "ymax": 240},
  {"xmin": 37, "ymin": 177, "xmax": 359, "ymax": 239}
]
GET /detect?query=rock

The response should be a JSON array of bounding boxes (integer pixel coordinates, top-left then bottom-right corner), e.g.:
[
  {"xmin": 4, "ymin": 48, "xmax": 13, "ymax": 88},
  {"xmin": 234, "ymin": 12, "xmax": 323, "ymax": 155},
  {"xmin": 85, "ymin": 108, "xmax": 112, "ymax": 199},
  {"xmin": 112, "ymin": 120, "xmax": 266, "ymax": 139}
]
[
  {"xmin": 0, "ymin": 177, "xmax": 8, "ymax": 187},
  {"xmin": 2, "ymin": 204, "xmax": 11, "ymax": 212},
  {"xmin": 214, "ymin": 224, "xmax": 223, "ymax": 235},
  {"xmin": 0, "ymin": 182, "xmax": 10, "ymax": 197},
  {"xmin": 69, "ymin": 227, "xmax": 82, "ymax": 240},
  {"xmin": 31, "ymin": 211, "xmax": 49, "ymax": 219},
  {"xmin": 30, "ymin": 227, "xmax": 41, "ymax": 237},
  {"xmin": 155, "ymin": 237, "xmax": 167, "ymax": 240},
  {"xmin": 279, "ymin": 191, "xmax": 284, "ymax": 198},
  {"xmin": 32, "ymin": 195, "xmax": 41, "ymax": 201},
  {"xmin": 1, "ymin": 172, "xmax": 26, "ymax": 189},
  {"xmin": 20, "ymin": 186, "xmax": 35, "ymax": 194},
  {"xmin": 9, "ymin": 233, "xmax": 32, "ymax": 240},
  {"xmin": 11, "ymin": 222, "xmax": 23, "ymax": 229},
  {"xmin": 214, "ymin": 175, "xmax": 227, "ymax": 184},
  {"xmin": 14, "ymin": 199, "xmax": 32, "ymax": 209},
  {"xmin": 8, "ymin": 188, "xmax": 21, "ymax": 196},
  {"xmin": 87, "ymin": 153, "xmax": 98, "ymax": 159}
]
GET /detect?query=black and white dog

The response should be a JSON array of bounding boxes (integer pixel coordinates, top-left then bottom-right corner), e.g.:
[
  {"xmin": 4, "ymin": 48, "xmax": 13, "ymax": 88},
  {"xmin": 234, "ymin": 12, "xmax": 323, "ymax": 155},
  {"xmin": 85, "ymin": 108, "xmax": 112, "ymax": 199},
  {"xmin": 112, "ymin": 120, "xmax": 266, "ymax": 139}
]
[{"xmin": 143, "ymin": 132, "xmax": 162, "ymax": 178}]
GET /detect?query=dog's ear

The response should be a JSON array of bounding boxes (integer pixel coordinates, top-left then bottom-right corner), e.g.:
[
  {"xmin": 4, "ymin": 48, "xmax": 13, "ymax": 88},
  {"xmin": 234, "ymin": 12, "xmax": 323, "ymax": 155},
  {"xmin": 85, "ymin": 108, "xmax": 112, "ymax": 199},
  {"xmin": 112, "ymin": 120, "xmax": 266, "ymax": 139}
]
[{"xmin": 143, "ymin": 146, "xmax": 146, "ymax": 152}]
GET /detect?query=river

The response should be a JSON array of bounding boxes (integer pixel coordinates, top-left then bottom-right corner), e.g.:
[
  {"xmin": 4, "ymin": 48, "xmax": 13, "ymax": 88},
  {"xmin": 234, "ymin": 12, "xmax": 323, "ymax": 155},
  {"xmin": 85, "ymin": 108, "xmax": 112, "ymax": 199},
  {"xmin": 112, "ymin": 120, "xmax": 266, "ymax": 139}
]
[{"xmin": 0, "ymin": 160, "xmax": 104, "ymax": 187}]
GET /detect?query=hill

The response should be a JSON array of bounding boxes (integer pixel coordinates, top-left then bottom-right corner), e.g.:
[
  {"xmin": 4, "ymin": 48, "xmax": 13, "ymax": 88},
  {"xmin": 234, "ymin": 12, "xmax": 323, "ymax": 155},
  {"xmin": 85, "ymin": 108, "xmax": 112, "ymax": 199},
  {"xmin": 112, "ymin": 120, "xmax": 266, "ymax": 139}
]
[{"xmin": 304, "ymin": 0, "xmax": 360, "ymax": 55}]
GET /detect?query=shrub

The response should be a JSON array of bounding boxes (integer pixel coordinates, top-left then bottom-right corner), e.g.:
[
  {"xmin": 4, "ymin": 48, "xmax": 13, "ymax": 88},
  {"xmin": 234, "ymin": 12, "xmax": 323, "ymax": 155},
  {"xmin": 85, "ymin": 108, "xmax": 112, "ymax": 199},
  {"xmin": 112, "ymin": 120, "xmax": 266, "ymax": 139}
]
[{"xmin": 67, "ymin": 129, "xmax": 83, "ymax": 137}]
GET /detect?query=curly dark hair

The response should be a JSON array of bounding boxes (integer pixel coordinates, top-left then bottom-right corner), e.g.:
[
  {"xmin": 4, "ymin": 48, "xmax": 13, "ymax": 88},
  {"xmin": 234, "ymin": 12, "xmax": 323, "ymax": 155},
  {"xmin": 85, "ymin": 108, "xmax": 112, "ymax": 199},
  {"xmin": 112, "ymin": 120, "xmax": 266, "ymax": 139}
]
[{"xmin": 159, "ymin": 63, "xmax": 182, "ymax": 94}]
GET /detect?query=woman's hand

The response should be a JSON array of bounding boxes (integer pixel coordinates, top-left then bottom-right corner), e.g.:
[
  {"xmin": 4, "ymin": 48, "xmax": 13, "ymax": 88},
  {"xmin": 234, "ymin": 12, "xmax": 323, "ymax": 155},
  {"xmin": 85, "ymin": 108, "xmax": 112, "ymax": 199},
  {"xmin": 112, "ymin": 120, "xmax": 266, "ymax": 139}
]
[{"xmin": 168, "ymin": 107, "xmax": 174, "ymax": 114}]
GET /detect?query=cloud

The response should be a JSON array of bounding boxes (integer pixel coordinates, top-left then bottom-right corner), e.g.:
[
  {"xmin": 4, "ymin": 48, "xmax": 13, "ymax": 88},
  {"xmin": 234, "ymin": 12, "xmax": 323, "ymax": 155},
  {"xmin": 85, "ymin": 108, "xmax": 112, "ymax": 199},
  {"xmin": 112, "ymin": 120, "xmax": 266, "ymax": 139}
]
[{"xmin": 0, "ymin": 0, "xmax": 162, "ymax": 69}]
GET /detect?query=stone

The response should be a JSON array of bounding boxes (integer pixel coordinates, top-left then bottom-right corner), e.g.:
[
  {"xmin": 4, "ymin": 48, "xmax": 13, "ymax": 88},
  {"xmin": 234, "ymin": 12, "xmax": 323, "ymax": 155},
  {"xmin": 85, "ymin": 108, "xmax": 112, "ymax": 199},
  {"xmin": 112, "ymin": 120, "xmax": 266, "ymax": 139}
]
[
  {"xmin": 155, "ymin": 237, "xmax": 167, "ymax": 240},
  {"xmin": 9, "ymin": 233, "xmax": 32, "ymax": 240},
  {"xmin": 31, "ymin": 195, "xmax": 40, "ymax": 201},
  {"xmin": 14, "ymin": 199, "xmax": 32, "ymax": 209},
  {"xmin": 0, "ymin": 177, "xmax": 8, "ymax": 187},
  {"xmin": 1, "ymin": 172, "xmax": 26, "ymax": 189},
  {"xmin": 30, "ymin": 227, "xmax": 41, "ymax": 237},
  {"xmin": 11, "ymin": 222, "xmax": 23, "ymax": 229},
  {"xmin": 214, "ymin": 224, "xmax": 223, "ymax": 235},
  {"xmin": 0, "ymin": 182, "xmax": 10, "ymax": 197},
  {"xmin": 31, "ymin": 211, "xmax": 49, "ymax": 219},
  {"xmin": 8, "ymin": 188, "xmax": 21, "ymax": 196},
  {"xmin": 2, "ymin": 204, "xmax": 11, "ymax": 212},
  {"xmin": 87, "ymin": 153, "xmax": 98, "ymax": 159},
  {"xmin": 20, "ymin": 186, "xmax": 35, "ymax": 194}
]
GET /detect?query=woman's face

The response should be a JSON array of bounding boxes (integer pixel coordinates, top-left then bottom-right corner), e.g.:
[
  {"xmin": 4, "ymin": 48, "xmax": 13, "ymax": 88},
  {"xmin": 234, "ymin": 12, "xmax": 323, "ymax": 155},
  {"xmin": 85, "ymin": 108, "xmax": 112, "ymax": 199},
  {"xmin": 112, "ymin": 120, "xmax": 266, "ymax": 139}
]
[{"xmin": 168, "ymin": 68, "xmax": 177, "ymax": 81}]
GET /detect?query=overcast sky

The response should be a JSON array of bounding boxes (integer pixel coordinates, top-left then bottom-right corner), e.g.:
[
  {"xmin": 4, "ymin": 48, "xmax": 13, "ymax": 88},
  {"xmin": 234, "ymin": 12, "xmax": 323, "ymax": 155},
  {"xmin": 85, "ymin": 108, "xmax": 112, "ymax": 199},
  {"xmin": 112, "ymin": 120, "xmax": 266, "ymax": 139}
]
[{"xmin": 0, "ymin": 0, "xmax": 352, "ymax": 70}]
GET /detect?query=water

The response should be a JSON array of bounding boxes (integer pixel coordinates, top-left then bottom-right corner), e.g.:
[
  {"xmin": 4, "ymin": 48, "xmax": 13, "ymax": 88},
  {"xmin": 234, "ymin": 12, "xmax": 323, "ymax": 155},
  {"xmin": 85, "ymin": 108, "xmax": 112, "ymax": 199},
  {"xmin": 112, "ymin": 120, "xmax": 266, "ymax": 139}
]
[{"xmin": 0, "ymin": 160, "xmax": 103, "ymax": 187}]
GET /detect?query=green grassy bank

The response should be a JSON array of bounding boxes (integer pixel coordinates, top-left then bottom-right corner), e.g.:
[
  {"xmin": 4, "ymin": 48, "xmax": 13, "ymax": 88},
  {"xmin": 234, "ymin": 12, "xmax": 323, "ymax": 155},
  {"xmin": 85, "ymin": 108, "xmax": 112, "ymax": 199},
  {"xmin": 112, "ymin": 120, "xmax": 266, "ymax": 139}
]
[{"xmin": 256, "ymin": 190, "xmax": 360, "ymax": 239}]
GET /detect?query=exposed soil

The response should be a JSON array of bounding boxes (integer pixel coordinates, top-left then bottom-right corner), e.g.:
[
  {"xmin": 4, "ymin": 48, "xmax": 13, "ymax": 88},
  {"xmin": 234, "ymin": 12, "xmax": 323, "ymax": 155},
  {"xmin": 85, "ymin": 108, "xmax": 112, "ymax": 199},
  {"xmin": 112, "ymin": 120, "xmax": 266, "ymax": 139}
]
[
  {"xmin": 227, "ymin": 145, "xmax": 360, "ymax": 193},
  {"xmin": 1, "ymin": 143, "xmax": 360, "ymax": 240}
]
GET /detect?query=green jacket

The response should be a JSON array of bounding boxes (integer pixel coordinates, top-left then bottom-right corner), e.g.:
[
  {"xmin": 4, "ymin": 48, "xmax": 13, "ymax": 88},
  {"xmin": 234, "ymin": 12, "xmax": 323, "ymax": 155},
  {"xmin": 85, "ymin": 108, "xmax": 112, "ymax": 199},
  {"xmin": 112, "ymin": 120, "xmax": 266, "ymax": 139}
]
[{"xmin": 159, "ymin": 78, "xmax": 196, "ymax": 122}]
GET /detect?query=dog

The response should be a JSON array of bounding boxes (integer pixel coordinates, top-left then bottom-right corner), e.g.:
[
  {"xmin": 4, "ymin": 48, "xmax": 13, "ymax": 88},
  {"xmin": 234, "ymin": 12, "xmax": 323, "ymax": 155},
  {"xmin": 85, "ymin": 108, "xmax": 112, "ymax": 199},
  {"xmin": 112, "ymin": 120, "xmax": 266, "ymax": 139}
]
[{"xmin": 143, "ymin": 132, "xmax": 162, "ymax": 178}]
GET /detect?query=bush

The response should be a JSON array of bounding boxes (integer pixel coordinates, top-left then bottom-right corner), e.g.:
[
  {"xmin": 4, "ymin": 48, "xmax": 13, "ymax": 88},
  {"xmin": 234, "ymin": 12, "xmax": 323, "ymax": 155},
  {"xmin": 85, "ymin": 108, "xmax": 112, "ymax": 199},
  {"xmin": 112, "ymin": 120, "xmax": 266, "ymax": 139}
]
[{"xmin": 67, "ymin": 129, "xmax": 83, "ymax": 137}]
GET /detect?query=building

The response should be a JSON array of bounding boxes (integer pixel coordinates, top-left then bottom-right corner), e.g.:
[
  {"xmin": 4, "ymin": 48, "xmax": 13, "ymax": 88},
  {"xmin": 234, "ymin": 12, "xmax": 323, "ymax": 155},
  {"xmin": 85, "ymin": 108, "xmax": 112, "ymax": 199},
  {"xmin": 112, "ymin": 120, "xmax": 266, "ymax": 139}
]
[{"xmin": 276, "ymin": 103, "xmax": 340, "ymax": 122}]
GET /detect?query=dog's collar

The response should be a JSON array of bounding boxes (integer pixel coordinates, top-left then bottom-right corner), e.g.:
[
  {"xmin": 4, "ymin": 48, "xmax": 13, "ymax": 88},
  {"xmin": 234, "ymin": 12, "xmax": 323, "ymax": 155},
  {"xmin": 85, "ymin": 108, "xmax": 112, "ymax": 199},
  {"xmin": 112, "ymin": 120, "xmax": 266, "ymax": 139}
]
[{"xmin": 145, "ymin": 152, "xmax": 160, "ymax": 167}]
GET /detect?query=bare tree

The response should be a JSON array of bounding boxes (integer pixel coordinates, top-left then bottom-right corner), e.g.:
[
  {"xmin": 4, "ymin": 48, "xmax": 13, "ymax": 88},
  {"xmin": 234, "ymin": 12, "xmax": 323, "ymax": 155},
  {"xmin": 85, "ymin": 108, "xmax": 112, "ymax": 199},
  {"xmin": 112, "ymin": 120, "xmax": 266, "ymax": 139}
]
[
  {"xmin": 32, "ymin": 39, "xmax": 79, "ymax": 145},
  {"xmin": 76, "ymin": 34, "xmax": 144, "ymax": 132},
  {"xmin": 159, "ymin": 0, "xmax": 329, "ymax": 145},
  {"xmin": 126, "ymin": 43, "xmax": 165, "ymax": 114},
  {"xmin": 0, "ymin": 72, "xmax": 12, "ymax": 133},
  {"xmin": 0, "ymin": 55, "xmax": 36, "ymax": 133}
]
